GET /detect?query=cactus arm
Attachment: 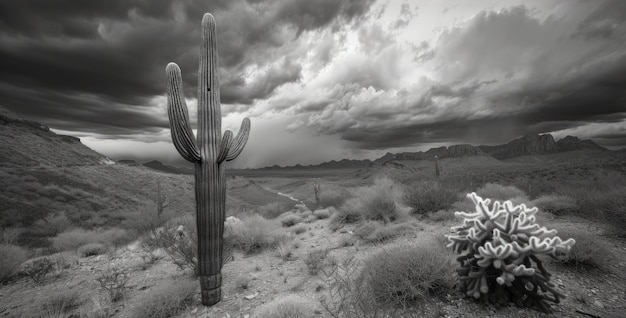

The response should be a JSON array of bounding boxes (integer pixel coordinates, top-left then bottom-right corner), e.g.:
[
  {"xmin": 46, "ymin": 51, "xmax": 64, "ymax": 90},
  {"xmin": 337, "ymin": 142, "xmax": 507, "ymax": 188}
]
[
  {"xmin": 166, "ymin": 62, "xmax": 201, "ymax": 163},
  {"xmin": 217, "ymin": 130, "xmax": 233, "ymax": 163},
  {"xmin": 225, "ymin": 117, "xmax": 250, "ymax": 161}
]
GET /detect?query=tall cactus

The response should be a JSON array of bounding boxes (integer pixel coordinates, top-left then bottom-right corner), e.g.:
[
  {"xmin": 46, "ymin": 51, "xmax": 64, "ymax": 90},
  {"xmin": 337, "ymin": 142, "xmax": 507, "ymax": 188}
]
[{"xmin": 165, "ymin": 13, "xmax": 250, "ymax": 306}]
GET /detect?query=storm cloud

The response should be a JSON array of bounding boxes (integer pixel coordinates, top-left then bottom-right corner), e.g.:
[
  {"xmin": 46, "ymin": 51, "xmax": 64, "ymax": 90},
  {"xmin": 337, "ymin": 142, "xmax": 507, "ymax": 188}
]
[{"xmin": 0, "ymin": 0, "xmax": 624, "ymax": 168}]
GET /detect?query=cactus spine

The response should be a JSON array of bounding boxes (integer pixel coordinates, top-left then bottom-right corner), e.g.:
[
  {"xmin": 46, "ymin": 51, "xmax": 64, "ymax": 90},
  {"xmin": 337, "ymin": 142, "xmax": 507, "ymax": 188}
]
[{"xmin": 165, "ymin": 13, "xmax": 250, "ymax": 306}]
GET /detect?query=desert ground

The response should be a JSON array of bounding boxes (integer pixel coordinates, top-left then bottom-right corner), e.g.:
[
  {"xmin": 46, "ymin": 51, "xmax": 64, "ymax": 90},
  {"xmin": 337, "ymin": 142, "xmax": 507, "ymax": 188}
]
[{"xmin": 2, "ymin": 147, "xmax": 626, "ymax": 318}]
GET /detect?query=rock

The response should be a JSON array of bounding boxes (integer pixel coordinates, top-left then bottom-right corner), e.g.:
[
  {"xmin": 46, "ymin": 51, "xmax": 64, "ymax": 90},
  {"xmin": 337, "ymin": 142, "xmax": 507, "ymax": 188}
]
[
  {"xmin": 244, "ymin": 293, "xmax": 258, "ymax": 300},
  {"xmin": 593, "ymin": 300, "xmax": 605, "ymax": 309}
]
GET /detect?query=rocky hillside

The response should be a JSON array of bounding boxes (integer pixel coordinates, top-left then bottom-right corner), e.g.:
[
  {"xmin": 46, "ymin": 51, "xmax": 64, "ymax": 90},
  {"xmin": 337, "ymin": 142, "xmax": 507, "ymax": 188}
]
[
  {"xmin": 479, "ymin": 134, "xmax": 607, "ymax": 159},
  {"xmin": 0, "ymin": 105, "xmax": 111, "ymax": 166}
]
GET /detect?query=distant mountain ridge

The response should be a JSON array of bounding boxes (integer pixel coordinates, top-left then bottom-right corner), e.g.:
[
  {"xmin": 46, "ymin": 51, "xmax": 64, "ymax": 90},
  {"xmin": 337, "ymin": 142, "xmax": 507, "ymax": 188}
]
[
  {"xmin": 257, "ymin": 133, "xmax": 607, "ymax": 169},
  {"xmin": 478, "ymin": 134, "xmax": 606, "ymax": 159}
]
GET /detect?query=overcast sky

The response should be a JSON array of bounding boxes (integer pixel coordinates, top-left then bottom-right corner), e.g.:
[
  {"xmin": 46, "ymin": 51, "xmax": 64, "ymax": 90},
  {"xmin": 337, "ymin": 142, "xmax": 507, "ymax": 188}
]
[{"xmin": 1, "ymin": 0, "xmax": 625, "ymax": 168}]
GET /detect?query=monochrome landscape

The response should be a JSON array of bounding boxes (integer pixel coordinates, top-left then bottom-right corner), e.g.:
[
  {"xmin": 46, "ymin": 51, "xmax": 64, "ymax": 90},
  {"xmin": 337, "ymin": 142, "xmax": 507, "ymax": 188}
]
[{"xmin": 1, "ymin": 0, "xmax": 626, "ymax": 317}]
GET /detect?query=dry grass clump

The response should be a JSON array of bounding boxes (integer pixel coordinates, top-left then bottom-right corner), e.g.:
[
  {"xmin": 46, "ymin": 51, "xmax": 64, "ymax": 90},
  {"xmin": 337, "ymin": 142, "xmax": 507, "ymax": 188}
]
[
  {"xmin": 291, "ymin": 224, "xmax": 308, "ymax": 235},
  {"xmin": 253, "ymin": 294, "xmax": 319, "ymax": 318},
  {"xmin": 403, "ymin": 181, "xmax": 460, "ymax": 216},
  {"xmin": 0, "ymin": 243, "xmax": 29, "ymax": 283},
  {"xmin": 35, "ymin": 287, "xmax": 82, "ymax": 317},
  {"xmin": 77, "ymin": 243, "xmax": 108, "ymax": 257},
  {"xmin": 476, "ymin": 183, "xmax": 528, "ymax": 202},
  {"xmin": 337, "ymin": 177, "xmax": 407, "ymax": 227},
  {"xmin": 228, "ymin": 214, "xmax": 292, "ymax": 254},
  {"xmin": 531, "ymin": 194, "xmax": 579, "ymax": 216},
  {"xmin": 354, "ymin": 221, "xmax": 418, "ymax": 243},
  {"xmin": 313, "ymin": 208, "xmax": 332, "ymax": 219},
  {"xmin": 130, "ymin": 278, "xmax": 197, "ymax": 318},
  {"xmin": 358, "ymin": 243, "xmax": 455, "ymax": 308},
  {"xmin": 317, "ymin": 189, "xmax": 348, "ymax": 209},
  {"xmin": 304, "ymin": 249, "xmax": 333, "ymax": 276},
  {"xmin": 51, "ymin": 227, "xmax": 129, "ymax": 252},
  {"xmin": 280, "ymin": 212, "xmax": 304, "ymax": 227},
  {"xmin": 553, "ymin": 229, "xmax": 615, "ymax": 270}
]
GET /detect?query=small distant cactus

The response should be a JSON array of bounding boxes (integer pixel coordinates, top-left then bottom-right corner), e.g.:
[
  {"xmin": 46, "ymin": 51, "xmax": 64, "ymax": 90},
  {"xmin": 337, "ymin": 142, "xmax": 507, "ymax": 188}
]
[
  {"xmin": 165, "ymin": 13, "xmax": 250, "ymax": 306},
  {"xmin": 447, "ymin": 193, "xmax": 575, "ymax": 313},
  {"xmin": 313, "ymin": 180, "xmax": 321, "ymax": 209},
  {"xmin": 434, "ymin": 155, "xmax": 440, "ymax": 177}
]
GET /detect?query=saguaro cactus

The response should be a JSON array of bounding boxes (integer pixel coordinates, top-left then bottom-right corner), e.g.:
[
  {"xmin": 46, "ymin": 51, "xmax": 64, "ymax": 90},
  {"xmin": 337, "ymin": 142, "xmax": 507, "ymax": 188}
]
[{"xmin": 165, "ymin": 13, "xmax": 250, "ymax": 306}]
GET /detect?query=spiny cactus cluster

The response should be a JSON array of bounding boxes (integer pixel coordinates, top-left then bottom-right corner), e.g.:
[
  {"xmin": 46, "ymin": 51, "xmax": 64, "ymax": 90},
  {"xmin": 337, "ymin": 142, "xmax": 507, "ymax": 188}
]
[{"xmin": 447, "ymin": 193, "xmax": 575, "ymax": 313}]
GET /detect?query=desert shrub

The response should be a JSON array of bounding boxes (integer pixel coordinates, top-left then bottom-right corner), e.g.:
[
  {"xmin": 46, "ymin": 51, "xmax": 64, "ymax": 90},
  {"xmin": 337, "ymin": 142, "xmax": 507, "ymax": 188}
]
[
  {"xmin": 531, "ymin": 195, "xmax": 579, "ymax": 216},
  {"xmin": 321, "ymin": 256, "xmax": 396, "ymax": 318},
  {"xmin": 32, "ymin": 212, "xmax": 72, "ymax": 237},
  {"xmin": 292, "ymin": 224, "xmax": 308, "ymax": 235},
  {"xmin": 447, "ymin": 193, "xmax": 575, "ymax": 313},
  {"xmin": 228, "ymin": 214, "xmax": 291, "ymax": 254},
  {"xmin": 476, "ymin": 183, "xmax": 528, "ymax": 202},
  {"xmin": 404, "ymin": 181, "xmax": 460, "ymax": 216},
  {"xmin": 1, "ymin": 227, "xmax": 24, "ymax": 244},
  {"xmin": 77, "ymin": 243, "xmax": 108, "ymax": 257},
  {"xmin": 343, "ymin": 177, "xmax": 406, "ymax": 223},
  {"xmin": 257, "ymin": 202, "xmax": 289, "ymax": 219},
  {"xmin": 280, "ymin": 212, "xmax": 303, "ymax": 227},
  {"xmin": 40, "ymin": 287, "xmax": 82, "ymax": 317},
  {"xmin": 429, "ymin": 209, "xmax": 456, "ymax": 222},
  {"xmin": 130, "ymin": 278, "xmax": 197, "ymax": 318},
  {"xmin": 358, "ymin": 243, "xmax": 454, "ymax": 308},
  {"xmin": 329, "ymin": 207, "xmax": 361, "ymax": 229},
  {"xmin": 254, "ymin": 294, "xmax": 318, "ymax": 318},
  {"xmin": 368, "ymin": 223, "xmax": 417, "ymax": 243},
  {"xmin": 51, "ymin": 227, "xmax": 128, "ymax": 252},
  {"xmin": 126, "ymin": 205, "xmax": 169, "ymax": 236},
  {"xmin": 304, "ymin": 249, "xmax": 332, "ymax": 276},
  {"xmin": 0, "ymin": 244, "xmax": 29, "ymax": 283},
  {"xmin": 318, "ymin": 190, "xmax": 348, "ymax": 209},
  {"xmin": 96, "ymin": 266, "xmax": 130, "ymax": 302},
  {"xmin": 553, "ymin": 229, "xmax": 615, "ymax": 270},
  {"xmin": 313, "ymin": 209, "xmax": 331, "ymax": 219},
  {"xmin": 22, "ymin": 256, "xmax": 55, "ymax": 284},
  {"xmin": 276, "ymin": 240, "xmax": 295, "ymax": 261},
  {"xmin": 151, "ymin": 223, "xmax": 197, "ymax": 274}
]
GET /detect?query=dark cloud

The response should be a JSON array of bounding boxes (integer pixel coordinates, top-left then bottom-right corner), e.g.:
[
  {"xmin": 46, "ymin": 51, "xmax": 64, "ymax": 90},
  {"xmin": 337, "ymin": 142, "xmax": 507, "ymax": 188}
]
[{"xmin": 0, "ymin": 0, "xmax": 376, "ymax": 137}]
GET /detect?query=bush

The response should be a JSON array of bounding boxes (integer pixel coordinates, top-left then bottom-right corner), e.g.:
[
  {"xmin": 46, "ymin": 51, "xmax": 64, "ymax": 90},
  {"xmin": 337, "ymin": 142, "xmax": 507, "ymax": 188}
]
[
  {"xmin": 304, "ymin": 249, "xmax": 332, "ymax": 276},
  {"xmin": 130, "ymin": 278, "xmax": 197, "ymax": 318},
  {"xmin": 96, "ymin": 266, "xmax": 130, "ymax": 303},
  {"xmin": 280, "ymin": 212, "xmax": 303, "ymax": 227},
  {"xmin": 292, "ymin": 224, "xmax": 308, "ymax": 235},
  {"xmin": 476, "ymin": 183, "xmax": 528, "ymax": 202},
  {"xmin": 32, "ymin": 212, "xmax": 72, "ymax": 237},
  {"xmin": 404, "ymin": 181, "xmax": 460, "ymax": 215},
  {"xmin": 257, "ymin": 202, "xmax": 289, "ymax": 219},
  {"xmin": 78, "ymin": 243, "xmax": 108, "ymax": 257},
  {"xmin": 313, "ymin": 209, "xmax": 331, "ymax": 219},
  {"xmin": 553, "ymin": 229, "xmax": 614, "ymax": 270},
  {"xmin": 51, "ymin": 227, "xmax": 129, "ymax": 252},
  {"xmin": 0, "ymin": 244, "xmax": 29, "ymax": 283},
  {"xmin": 447, "ymin": 193, "xmax": 575, "ymax": 313},
  {"xmin": 22, "ymin": 256, "xmax": 55, "ymax": 284},
  {"xmin": 358, "ymin": 243, "xmax": 454, "ymax": 307},
  {"xmin": 317, "ymin": 190, "xmax": 348, "ymax": 209},
  {"xmin": 228, "ymin": 214, "xmax": 291, "ymax": 254},
  {"xmin": 354, "ymin": 222, "xmax": 417, "ymax": 243},
  {"xmin": 531, "ymin": 195, "xmax": 579, "ymax": 216},
  {"xmin": 329, "ymin": 207, "xmax": 361, "ymax": 229},
  {"xmin": 254, "ymin": 294, "xmax": 319, "ymax": 318},
  {"xmin": 150, "ymin": 217, "xmax": 198, "ymax": 274},
  {"xmin": 342, "ymin": 177, "xmax": 406, "ymax": 224},
  {"xmin": 40, "ymin": 287, "xmax": 82, "ymax": 317}
]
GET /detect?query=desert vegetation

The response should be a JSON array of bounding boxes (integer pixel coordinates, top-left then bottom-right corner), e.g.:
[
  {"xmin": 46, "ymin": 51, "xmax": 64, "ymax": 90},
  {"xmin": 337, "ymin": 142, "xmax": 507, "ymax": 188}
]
[{"xmin": 2, "ymin": 149, "xmax": 626, "ymax": 317}]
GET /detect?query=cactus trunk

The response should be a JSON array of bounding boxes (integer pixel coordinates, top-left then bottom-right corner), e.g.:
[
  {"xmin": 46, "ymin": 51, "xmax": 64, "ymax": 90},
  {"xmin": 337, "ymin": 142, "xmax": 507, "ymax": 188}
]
[{"xmin": 165, "ymin": 13, "xmax": 251, "ymax": 306}]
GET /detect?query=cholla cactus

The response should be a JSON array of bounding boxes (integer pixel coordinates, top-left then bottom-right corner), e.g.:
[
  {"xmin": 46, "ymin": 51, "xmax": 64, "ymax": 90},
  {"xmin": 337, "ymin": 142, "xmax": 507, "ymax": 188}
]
[
  {"xmin": 166, "ymin": 13, "xmax": 250, "ymax": 305},
  {"xmin": 446, "ymin": 193, "xmax": 575, "ymax": 313}
]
